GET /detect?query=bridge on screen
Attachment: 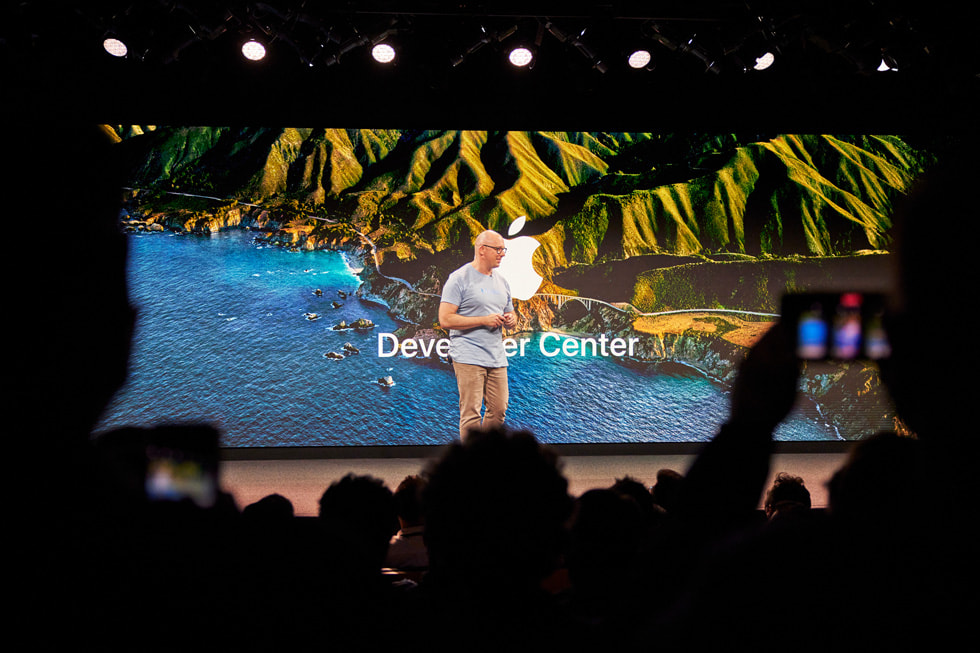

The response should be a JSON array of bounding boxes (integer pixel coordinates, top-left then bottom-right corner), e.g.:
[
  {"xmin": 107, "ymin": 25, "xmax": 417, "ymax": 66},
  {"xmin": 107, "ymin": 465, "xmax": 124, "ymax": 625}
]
[{"xmin": 535, "ymin": 293, "xmax": 779, "ymax": 319}]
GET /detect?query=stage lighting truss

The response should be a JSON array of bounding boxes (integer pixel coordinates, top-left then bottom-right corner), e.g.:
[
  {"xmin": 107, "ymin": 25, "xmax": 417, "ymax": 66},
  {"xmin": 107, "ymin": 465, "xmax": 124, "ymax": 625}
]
[
  {"xmin": 542, "ymin": 20, "xmax": 607, "ymax": 73},
  {"xmin": 451, "ymin": 24, "xmax": 518, "ymax": 68},
  {"xmin": 320, "ymin": 23, "xmax": 401, "ymax": 67},
  {"xmin": 641, "ymin": 22, "xmax": 722, "ymax": 75},
  {"xmin": 56, "ymin": 4, "xmax": 942, "ymax": 83},
  {"xmin": 678, "ymin": 36, "xmax": 721, "ymax": 74},
  {"xmin": 322, "ymin": 34, "xmax": 369, "ymax": 66}
]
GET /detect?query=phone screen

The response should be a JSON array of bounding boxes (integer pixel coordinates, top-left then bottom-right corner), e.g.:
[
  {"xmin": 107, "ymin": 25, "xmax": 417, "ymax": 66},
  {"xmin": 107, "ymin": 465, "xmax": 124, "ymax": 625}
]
[
  {"xmin": 783, "ymin": 292, "xmax": 891, "ymax": 361},
  {"xmin": 143, "ymin": 425, "xmax": 219, "ymax": 508},
  {"xmin": 831, "ymin": 292, "xmax": 863, "ymax": 359},
  {"xmin": 796, "ymin": 301, "xmax": 829, "ymax": 359}
]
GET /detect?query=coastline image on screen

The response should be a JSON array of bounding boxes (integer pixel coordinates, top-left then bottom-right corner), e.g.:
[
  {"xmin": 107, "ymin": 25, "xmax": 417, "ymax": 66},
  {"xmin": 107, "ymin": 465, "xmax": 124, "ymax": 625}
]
[{"xmin": 95, "ymin": 128, "xmax": 939, "ymax": 448}]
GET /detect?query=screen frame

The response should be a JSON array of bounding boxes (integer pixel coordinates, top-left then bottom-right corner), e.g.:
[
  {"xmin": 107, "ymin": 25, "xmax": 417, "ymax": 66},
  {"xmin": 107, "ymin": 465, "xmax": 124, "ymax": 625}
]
[{"xmin": 104, "ymin": 126, "xmax": 919, "ymax": 458}]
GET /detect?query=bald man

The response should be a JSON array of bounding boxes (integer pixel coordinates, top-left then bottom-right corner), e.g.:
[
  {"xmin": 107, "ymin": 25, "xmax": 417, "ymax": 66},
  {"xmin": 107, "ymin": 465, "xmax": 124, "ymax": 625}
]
[{"xmin": 439, "ymin": 230, "xmax": 517, "ymax": 440}]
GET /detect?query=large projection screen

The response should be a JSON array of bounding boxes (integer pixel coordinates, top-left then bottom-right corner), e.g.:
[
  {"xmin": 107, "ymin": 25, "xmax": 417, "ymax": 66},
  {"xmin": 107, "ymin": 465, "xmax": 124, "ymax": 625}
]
[{"xmin": 94, "ymin": 127, "xmax": 939, "ymax": 450}]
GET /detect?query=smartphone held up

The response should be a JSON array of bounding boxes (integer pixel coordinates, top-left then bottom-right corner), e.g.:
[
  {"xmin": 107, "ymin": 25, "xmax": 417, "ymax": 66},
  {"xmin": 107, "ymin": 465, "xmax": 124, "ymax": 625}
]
[{"xmin": 781, "ymin": 292, "xmax": 892, "ymax": 361}]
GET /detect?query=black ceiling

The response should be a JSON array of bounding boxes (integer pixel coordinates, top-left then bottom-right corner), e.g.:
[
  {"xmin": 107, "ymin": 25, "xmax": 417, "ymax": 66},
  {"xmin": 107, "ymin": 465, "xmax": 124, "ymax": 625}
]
[{"xmin": 3, "ymin": 1, "xmax": 977, "ymax": 130}]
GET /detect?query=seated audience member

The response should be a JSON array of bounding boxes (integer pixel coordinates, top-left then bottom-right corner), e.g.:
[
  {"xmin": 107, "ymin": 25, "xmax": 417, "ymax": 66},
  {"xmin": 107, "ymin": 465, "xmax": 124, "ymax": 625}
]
[
  {"xmin": 611, "ymin": 475, "xmax": 664, "ymax": 526},
  {"xmin": 413, "ymin": 427, "xmax": 580, "ymax": 651},
  {"xmin": 385, "ymin": 474, "xmax": 429, "ymax": 576},
  {"xmin": 609, "ymin": 475, "xmax": 671, "ymax": 602},
  {"xmin": 311, "ymin": 473, "xmax": 406, "ymax": 648},
  {"xmin": 762, "ymin": 471, "xmax": 811, "ymax": 520},
  {"xmin": 649, "ymin": 468, "xmax": 684, "ymax": 513},
  {"xmin": 317, "ymin": 473, "xmax": 400, "ymax": 579},
  {"xmin": 562, "ymin": 487, "xmax": 650, "ymax": 646},
  {"xmin": 242, "ymin": 492, "xmax": 295, "ymax": 523}
]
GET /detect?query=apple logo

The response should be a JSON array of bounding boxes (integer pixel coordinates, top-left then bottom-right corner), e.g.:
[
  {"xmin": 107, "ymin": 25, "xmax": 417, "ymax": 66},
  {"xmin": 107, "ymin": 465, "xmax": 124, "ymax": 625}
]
[{"xmin": 496, "ymin": 215, "xmax": 543, "ymax": 301}]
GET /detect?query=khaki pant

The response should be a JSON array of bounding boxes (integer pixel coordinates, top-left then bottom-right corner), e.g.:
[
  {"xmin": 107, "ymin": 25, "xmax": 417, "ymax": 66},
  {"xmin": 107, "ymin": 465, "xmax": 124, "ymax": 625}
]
[{"xmin": 452, "ymin": 362, "xmax": 508, "ymax": 440}]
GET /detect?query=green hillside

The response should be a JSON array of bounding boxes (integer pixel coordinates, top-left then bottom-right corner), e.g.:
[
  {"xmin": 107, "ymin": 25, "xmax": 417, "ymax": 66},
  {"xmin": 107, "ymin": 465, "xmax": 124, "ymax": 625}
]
[{"xmin": 113, "ymin": 128, "xmax": 935, "ymax": 297}]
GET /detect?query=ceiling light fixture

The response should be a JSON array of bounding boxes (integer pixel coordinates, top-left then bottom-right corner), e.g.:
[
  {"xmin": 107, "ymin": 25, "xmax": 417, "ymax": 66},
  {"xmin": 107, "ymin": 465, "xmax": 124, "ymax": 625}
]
[
  {"xmin": 509, "ymin": 46, "xmax": 534, "ymax": 67},
  {"xmin": 241, "ymin": 39, "xmax": 267, "ymax": 61},
  {"xmin": 753, "ymin": 51, "xmax": 775, "ymax": 70},
  {"xmin": 103, "ymin": 37, "xmax": 128, "ymax": 58},
  {"xmin": 628, "ymin": 49, "xmax": 653, "ymax": 69},
  {"xmin": 878, "ymin": 53, "xmax": 898, "ymax": 71},
  {"xmin": 372, "ymin": 42, "xmax": 395, "ymax": 63}
]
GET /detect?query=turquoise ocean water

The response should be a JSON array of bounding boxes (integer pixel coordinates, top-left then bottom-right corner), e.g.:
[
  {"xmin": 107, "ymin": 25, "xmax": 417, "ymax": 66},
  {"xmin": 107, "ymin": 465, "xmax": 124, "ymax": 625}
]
[{"xmin": 95, "ymin": 230, "xmax": 839, "ymax": 447}]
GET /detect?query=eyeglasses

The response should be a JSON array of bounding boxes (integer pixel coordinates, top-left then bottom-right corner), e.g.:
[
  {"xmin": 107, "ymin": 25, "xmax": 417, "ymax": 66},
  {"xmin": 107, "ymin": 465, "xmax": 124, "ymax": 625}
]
[{"xmin": 481, "ymin": 244, "xmax": 507, "ymax": 254}]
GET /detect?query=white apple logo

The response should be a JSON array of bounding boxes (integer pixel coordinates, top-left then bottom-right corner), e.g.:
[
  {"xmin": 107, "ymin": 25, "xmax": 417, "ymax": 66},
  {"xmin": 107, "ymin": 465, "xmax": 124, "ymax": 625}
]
[{"xmin": 496, "ymin": 215, "xmax": 543, "ymax": 301}]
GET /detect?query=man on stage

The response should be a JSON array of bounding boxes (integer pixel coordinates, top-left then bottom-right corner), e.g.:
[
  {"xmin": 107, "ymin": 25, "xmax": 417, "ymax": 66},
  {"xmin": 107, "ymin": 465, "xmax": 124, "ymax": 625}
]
[{"xmin": 439, "ymin": 230, "xmax": 517, "ymax": 440}]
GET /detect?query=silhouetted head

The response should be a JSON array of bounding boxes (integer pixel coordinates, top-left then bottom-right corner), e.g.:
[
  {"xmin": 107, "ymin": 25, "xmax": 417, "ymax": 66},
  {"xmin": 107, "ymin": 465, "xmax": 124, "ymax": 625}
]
[
  {"xmin": 650, "ymin": 468, "xmax": 685, "ymax": 513},
  {"xmin": 764, "ymin": 472, "xmax": 811, "ymax": 518},
  {"xmin": 243, "ymin": 493, "xmax": 295, "ymax": 524},
  {"xmin": 318, "ymin": 473, "xmax": 399, "ymax": 572},
  {"xmin": 18, "ymin": 125, "xmax": 134, "ymax": 458},
  {"xmin": 883, "ymin": 150, "xmax": 980, "ymax": 447},
  {"xmin": 393, "ymin": 474, "xmax": 427, "ymax": 528},
  {"xmin": 612, "ymin": 475, "xmax": 664, "ymax": 526},
  {"xmin": 826, "ymin": 431, "xmax": 933, "ymax": 537},
  {"xmin": 566, "ymin": 488, "xmax": 646, "ymax": 598},
  {"xmin": 422, "ymin": 427, "xmax": 572, "ymax": 591}
]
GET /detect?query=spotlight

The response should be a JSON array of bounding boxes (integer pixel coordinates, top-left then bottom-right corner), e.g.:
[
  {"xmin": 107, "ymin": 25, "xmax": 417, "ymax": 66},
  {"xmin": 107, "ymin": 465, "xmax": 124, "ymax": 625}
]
[
  {"xmin": 103, "ymin": 37, "xmax": 128, "ymax": 58},
  {"xmin": 878, "ymin": 53, "xmax": 899, "ymax": 72},
  {"xmin": 753, "ymin": 51, "xmax": 775, "ymax": 70},
  {"xmin": 372, "ymin": 43, "xmax": 396, "ymax": 63},
  {"xmin": 627, "ymin": 49, "xmax": 653, "ymax": 70},
  {"xmin": 508, "ymin": 46, "xmax": 534, "ymax": 67},
  {"xmin": 241, "ymin": 39, "xmax": 267, "ymax": 62}
]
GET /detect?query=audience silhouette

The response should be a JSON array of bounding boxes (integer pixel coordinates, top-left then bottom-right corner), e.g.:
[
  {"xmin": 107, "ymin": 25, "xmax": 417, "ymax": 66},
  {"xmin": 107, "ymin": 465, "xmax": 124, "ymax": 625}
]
[
  {"xmin": 308, "ymin": 473, "xmax": 407, "ymax": 649},
  {"xmin": 763, "ymin": 471, "xmax": 811, "ymax": 519},
  {"xmin": 385, "ymin": 474, "xmax": 429, "ymax": 578},
  {"xmin": 648, "ymin": 153, "xmax": 976, "ymax": 652},
  {"xmin": 411, "ymin": 427, "xmax": 580, "ymax": 651},
  {"xmin": 562, "ymin": 487, "xmax": 651, "ymax": 647},
  {"xmin": 24, "ymin": 124, "xmax": 976, "ymax": 652},
  {"xmin": 649, "ymin": 467, "xmax": 685, "ymax": 513}
]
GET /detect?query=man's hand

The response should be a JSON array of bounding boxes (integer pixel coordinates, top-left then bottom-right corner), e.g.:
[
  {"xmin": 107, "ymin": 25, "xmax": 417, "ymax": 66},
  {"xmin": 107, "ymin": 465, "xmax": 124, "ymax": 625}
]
[
  {"xmin": 483, "ymin": 313, "xmax": 506, "ymax": 328},
  {"xmin": 728, "ymin": 321, "xmax": 800, "ymax": 432},
  {"xmin": 439, "ymin": 302, "xmax": 517, "ymax": 331}
]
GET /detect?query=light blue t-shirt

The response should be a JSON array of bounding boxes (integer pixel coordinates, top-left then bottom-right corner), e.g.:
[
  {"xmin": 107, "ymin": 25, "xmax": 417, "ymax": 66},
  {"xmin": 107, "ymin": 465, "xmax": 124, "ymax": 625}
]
[{"xmin": 441, "ymin": 263, "xmax": 513, "ymax": 367}]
